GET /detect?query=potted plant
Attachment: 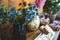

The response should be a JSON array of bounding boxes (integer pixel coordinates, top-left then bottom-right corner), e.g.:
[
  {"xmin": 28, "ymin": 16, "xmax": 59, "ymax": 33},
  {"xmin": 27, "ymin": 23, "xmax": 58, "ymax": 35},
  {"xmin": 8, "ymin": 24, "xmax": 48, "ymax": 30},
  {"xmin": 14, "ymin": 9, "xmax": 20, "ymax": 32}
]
[
  {"xmin": 26, "ymin": 4, "xmax": 40, "ymax": 31},
  {"xmin": 8, "ymin": 7, "xmax": 25, "ymax": 40},
  {"xmin": 8, "ymin": 2, "xmax": 27, "ymax": 40},
  {"xmin": 8, "ymin": 2, "xmax": 40, "ymax": 40}
]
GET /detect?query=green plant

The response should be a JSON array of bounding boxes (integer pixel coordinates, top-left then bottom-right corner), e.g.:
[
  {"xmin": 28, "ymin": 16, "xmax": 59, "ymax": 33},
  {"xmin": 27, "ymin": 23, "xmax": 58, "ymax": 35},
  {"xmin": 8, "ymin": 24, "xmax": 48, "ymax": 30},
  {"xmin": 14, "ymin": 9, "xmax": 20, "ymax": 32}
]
[
  {"xmin": 0, "ymin": 4, "xmax": 8, "ymax": 24},
  {"xmin": 44, "ymin": 0, "xmax": 60, "ymax": 15}
]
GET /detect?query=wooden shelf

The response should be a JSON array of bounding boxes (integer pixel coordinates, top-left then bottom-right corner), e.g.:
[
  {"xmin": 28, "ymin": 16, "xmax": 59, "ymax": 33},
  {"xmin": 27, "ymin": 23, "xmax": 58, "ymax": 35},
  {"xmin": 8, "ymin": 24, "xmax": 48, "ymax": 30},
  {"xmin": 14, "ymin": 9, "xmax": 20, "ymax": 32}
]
[{"xmin": 26, "ymin": 29, "xmax": 41, "ymax": 40}]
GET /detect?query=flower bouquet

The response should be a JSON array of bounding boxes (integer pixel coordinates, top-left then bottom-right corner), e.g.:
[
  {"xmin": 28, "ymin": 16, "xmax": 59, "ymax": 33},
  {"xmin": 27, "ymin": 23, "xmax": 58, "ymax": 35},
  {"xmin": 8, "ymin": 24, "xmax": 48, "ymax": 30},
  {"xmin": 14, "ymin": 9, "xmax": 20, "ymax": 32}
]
[
  {"xmin": 0, "ymin": 2, "xmax": 40, "ymax": 40},
  {"xmin": 25, "ymin": 4, "xmax": 40, "ymax": 31},
  {"xmin": 8, "ymin": 2, "xmax": 40, "ymax": 31},
  {"xmin": 8, "ymin": 6, "xmax": 27, "ymax": 40}
]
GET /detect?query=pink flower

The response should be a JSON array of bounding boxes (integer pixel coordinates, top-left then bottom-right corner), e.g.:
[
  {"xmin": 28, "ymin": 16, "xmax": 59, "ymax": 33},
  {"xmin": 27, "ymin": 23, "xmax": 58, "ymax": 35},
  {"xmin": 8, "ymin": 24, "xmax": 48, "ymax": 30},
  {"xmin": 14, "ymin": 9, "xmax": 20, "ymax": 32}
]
[{"xmin": 35, "ymin": 0, "xmax": 46, "ymax": 9}]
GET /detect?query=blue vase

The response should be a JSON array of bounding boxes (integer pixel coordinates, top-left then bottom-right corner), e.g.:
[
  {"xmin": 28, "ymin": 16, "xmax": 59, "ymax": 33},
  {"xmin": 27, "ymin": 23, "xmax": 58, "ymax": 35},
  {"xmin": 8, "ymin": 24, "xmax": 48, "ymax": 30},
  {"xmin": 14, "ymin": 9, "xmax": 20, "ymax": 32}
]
[{"xmin": 13, "ymin": 24, "xmax": 26, "ymax": 40}]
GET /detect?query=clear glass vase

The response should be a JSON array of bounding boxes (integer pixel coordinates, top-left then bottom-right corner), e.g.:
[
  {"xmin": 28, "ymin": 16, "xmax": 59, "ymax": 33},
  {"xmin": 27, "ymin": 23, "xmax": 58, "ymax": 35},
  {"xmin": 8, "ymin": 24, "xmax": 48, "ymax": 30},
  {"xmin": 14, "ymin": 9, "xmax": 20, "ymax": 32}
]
[{"xmin": 13, "ymin": 24, "xmax": 26, "ymax": 40}]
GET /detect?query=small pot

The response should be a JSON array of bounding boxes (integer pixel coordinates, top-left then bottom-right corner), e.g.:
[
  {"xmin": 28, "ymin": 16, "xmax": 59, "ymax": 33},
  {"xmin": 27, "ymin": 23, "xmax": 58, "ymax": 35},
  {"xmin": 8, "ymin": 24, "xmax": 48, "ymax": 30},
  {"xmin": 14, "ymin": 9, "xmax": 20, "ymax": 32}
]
[{"xmin": 27, "ymin": 16, "xmax": 40, "ymax": 31}]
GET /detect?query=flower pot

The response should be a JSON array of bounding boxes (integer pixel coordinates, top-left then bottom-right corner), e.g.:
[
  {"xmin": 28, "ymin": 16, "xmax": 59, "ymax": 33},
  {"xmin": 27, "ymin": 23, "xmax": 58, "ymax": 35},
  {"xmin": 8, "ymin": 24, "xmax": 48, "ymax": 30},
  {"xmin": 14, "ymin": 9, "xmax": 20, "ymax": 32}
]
[
  {"xmin": 13, "ymin": 24, "xmax": 26, "ymax": 40},
  {"xmin": 27, "ymin": 16, "xmax": 40, "ymax": 31}
]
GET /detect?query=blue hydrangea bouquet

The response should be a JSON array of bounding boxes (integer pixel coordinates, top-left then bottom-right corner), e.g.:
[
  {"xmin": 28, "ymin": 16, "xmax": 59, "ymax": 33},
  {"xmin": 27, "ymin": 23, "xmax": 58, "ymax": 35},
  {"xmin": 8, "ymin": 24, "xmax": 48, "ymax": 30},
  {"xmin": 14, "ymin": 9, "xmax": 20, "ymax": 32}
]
[
  {"xmin": 0, "ymin": 2, "xmax": 40, "ymax": 40},
  {"xmin": 0, "ymin": 3, "xmax": 40, "ymax": 31}
]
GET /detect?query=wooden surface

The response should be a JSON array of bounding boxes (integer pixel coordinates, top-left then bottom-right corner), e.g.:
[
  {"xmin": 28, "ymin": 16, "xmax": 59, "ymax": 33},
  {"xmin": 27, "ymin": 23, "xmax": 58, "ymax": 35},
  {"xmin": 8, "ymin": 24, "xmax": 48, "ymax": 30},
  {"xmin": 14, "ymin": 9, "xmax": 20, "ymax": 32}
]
[
  {"xmin": 0, "ymin": 22, "xmax": 13, "ymax": 40},
  {"xmin": 0, "ymin": 22, "xmax": 41, "ymax": 40},
  {"xmin": 26, "ymin": 29, "xmax": 41, "ymax": 40}
]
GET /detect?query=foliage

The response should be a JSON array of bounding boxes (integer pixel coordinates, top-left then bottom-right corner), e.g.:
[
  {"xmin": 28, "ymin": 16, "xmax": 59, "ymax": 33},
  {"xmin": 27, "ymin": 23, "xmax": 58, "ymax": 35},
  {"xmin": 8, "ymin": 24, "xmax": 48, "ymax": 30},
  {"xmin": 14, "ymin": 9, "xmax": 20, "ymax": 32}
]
[
  {"xmin": 0, "ymin": 4, "xmax": 8, "ymax": 24},
  {"xmin": 44, "ymin": 0, "xmax": 60, "ymax": 15}
]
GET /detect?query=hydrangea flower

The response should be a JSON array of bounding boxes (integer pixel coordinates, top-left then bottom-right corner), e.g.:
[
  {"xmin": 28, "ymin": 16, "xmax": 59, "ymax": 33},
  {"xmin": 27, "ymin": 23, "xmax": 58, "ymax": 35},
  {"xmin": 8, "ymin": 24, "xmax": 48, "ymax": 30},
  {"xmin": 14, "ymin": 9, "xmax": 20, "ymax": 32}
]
[
  {"xmin": 29, "ymin": 6, "xmax": 33, "ymax": 10},
  {"xmin": 35, "ymin": 8, "xmax": 39, "ymax": 15},
  {"xmin": 35, "ymin": 7, "xmax": 39, "ymax": 12},
  {"xmin": 9, "ymin": 11, "xmax": 15, "ymax": 17},
  {"xmin": 40, "ymin": 14, "xmax": 45, "ymax": 18},
  {"xmin": 16, "ymin": 10, "xmax": 22, "ymax": 15},
  {"xmin": 32, "ymin": 4, "xmax": 36, "ymax": 9},
  {"xmin": 31, "ymin": 15, "xmax": 36, "ymax": 20},
  {"xmin": 26, "ymin": 9, "xmax": 31, "ymax": 14},
  {"xmin": 29, "ymin": 4, "xmax": 36, "ymax": 10},
  {"xmin": 8, "ymin": 7, "xmax": 16, "ymax": 22},
  {"xmin": 9, "ymin": 7, "xmax": 16, "ymax": 17},
  {"xmin": 32, "ymin": 10, "xmax": 37, "ymax": 15},
  {"xmin": 25, "ymin": 4, "xmax": 39, "ymax": 22},
  {"xmin": 25, "ymin": 15, "xmax": 31, "ymax": 21}
]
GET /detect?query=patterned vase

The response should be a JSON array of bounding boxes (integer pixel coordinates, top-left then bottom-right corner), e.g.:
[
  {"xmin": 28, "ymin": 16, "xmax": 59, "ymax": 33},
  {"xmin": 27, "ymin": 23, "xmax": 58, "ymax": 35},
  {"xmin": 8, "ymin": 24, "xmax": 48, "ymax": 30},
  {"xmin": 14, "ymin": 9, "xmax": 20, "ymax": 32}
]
[{"xmin": 27, "ymin": 16, "xmax": 40, "ymax": 31}]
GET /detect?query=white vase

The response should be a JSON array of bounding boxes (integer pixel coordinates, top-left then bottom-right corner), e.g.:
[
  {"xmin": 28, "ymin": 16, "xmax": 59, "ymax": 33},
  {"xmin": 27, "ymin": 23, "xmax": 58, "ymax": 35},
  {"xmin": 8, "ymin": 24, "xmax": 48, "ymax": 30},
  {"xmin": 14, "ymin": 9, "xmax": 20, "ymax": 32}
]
[{"xmin": 27, "ymin": 16, "xmax": 40, "ymax": 31}]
